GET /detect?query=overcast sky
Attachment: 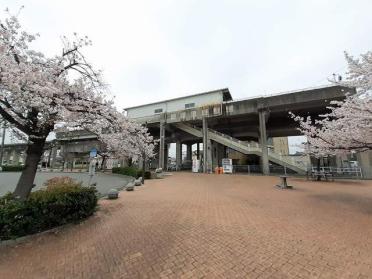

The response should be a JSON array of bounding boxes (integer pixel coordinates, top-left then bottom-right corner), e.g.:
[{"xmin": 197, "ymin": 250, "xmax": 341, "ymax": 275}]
[
  {"xmin": 2, "ymin": 0, "xmax": 372, "ymax": 109},
  {"xmin": 1, "ymin": 0, "xmax": 372, "ymax": 150}
]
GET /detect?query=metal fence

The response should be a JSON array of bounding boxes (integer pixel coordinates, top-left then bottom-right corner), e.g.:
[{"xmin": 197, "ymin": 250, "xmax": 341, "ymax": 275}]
[
  {"xmin": 310, "ymin": 167, "xmax": 363, "ymax": 179},
  {"xmin": 232, "ymin": 165, "xmax": 363, "ymax": 178},
  {"xmin": 232, "ymin": 165, "xmax": 261, "ymax": 174}
]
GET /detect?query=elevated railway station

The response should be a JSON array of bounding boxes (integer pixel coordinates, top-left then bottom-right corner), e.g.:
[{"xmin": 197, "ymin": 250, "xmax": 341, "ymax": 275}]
[{"xmin": 124, "ymin": 85, "xmax": 355, "ymax": 175}]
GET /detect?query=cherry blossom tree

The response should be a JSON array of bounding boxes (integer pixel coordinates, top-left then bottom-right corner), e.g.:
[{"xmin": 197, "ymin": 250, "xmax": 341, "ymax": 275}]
[
  {"xmin": 0, "ymin": 13, "xmax": 152, "ymax": 199},
  {"xmin": 99, "ymin": 115, "xmax": 155, "ymax": 165},
  {"xmin": 290, "ymin": 51, "xmax": 372, "ymax": 157}
]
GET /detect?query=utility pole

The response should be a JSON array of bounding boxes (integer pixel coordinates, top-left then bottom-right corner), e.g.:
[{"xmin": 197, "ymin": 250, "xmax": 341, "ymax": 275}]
[{"xmin": 0, "ymin": 121, "xmax": 6, "ymax": 167}]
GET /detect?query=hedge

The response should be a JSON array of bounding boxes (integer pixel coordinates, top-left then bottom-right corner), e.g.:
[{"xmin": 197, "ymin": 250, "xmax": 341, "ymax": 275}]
[
  {"xmin": 1, "ymin": 165, "xmax": 25, "ymax": 172},
  {"xmin": 112, "ymin": 167, "xmax": 151, "ymax": 179},
  {"xmin": 0, "ymin": 184, "xmax": 97, "ymax": 241}
]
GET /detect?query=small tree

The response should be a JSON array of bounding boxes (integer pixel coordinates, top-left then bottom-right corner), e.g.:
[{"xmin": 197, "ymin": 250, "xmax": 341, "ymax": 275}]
[
  {"xmin": 291, "ymin": 51, "xmax": 372, "ymax": 157},
  {"xmin": 0, "ymin": 13, "xmax": 121, "ymax": 199}
]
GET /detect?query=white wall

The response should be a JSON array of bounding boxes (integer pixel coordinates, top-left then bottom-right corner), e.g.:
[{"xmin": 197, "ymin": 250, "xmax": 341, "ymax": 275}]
[{"xmin": 126, "ymin": 91, "xmax": 224, "ymax": 118}]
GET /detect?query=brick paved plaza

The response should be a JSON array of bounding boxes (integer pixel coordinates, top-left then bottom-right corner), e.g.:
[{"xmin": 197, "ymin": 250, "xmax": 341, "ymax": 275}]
[{"xmin": 1, "ymin": 173, "xmax": 372, "ymax": 278}]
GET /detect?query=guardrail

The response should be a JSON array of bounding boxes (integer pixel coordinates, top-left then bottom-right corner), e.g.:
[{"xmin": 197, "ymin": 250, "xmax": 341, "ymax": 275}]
[{"xmin": 310, "ymin": 167, "xmax": 363, "ymax": 178}]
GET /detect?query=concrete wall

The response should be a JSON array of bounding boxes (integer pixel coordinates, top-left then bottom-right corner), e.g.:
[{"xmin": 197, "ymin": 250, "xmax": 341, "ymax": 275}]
[
  {"xmin": 126, "ymin": 91, "xmax": 224, "ymax": 118},
  {"xmin": 272, "ymin": 137, "xmax": 289, "ymax": 155},
  {"xmin": 357, "ymin": 151, "xmax": 372, "ymax": 179}
]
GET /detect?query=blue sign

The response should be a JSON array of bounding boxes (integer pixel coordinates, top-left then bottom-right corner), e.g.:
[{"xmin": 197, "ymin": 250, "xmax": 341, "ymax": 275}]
[{"xmin": 90, "ymin": 148, "xmax": 97, "ymax": 158}]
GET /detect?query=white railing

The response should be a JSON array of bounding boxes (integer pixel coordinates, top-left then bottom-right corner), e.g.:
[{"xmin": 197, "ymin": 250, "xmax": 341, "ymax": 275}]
[{"xmin": 310, "ymin": 167, "xmax": 363, "ymax": 178}]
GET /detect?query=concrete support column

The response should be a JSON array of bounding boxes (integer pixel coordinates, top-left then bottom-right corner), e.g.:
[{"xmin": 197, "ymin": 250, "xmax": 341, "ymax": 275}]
[
  {"xmin": 50, "ymin": 146, "xmax": 58, "ymax": 169},
  {"xmin": 357, "ymin": 151, "xmax": 372, "ymax": 179},
  {"xmin": 158, "ymin": 121, "xmax": 165, "ymax": 169},
  {"xmin": 164, "ymin": 143, "xmax": 169, "ymax": 170},
  {"xmin": 176, "ymin": 141, "xmax": 182, "ymax": 170},
  {"xmin": 196, "ymin": 143, "xmax": 200, "ymax": 159},
  {"xmin": 202, "ymin": 117, "xmax": 212, "ymax": 173},
  {"xmin": 259, "ymin": 110, "xmax": 269, "ymax": 175},
  {"xmin": 186, "ymin": 144, "xmax": 192, "ymax": 161}
]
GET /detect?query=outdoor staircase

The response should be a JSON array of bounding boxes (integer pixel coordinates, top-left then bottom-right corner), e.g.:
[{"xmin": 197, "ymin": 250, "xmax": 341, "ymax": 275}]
[{"xmin": 174, "ymin": 122, "xmax": 307, "ymax": 174}]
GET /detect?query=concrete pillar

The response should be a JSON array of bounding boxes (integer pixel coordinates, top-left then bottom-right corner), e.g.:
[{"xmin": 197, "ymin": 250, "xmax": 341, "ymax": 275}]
[
  {"xmin": 196, "ymin": 143, "xmax": 200, "ymax": 159},
  {"xmin": 12, "ymin": 149, "xmax": 19, "ymax": 165},
  {"xmin": 158, "ymin": 121, "xmax": 165, "ymax": 169},
  {"xmin": 202, "ymin": 117, "xmax": 208, "ymax": 173},
  {"xmin": 164, "ymin": 143, "xmax": 169, "ymax": 170},
  {"xmin": 206, "ymin": 140, "xmax": 212, "ymax": 172},
  {"xmin": 211, "ymin": 141, "xmax": 217, "ymax": 169},
  {"xmin": 357, "ymin": 151, "xmax": 372, "ymax": 179},
  {"xmin": 50, "ymin": 146, "xmax": 58, "ymax": 169},
  {"xmin": 186, "ymin": 144, "xmax": 192, "ymax": 161},
  {"xmin": 176, "ymin": 141, "xmax": 182, "ymax": 170},
  {"xmin": 259, "ymin": 110, "xmax": 269, "ymax": 175}
]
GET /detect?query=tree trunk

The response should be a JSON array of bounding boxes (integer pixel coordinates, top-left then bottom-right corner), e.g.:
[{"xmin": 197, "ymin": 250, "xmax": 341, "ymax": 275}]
[
  {"xmin": 101, "ymin": 155, "xmax": 107, "ymax": 171},
  {"xmin": 13, "ymin": 138, "xmax": 47, "ymax": 200}
]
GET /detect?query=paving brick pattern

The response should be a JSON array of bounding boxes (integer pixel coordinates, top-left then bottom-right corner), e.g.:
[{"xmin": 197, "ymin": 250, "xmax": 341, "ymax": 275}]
[{"xmin": 1, "ymin": 173, "xmax": 372, "ymax": 278}]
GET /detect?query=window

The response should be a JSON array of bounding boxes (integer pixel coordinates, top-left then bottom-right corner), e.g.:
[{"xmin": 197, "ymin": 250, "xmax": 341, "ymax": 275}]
[
  {"xmin": 185, "ymin": 103, "xmax": 195, "ymax": 109},
  {"xmin": 213, "ymin": 106, "xmax": 221, "ymax": 115},
  {"xmin": 154, "ymin": 108, "xmax": 163, "ymax": 114},
  {"xmin": 202, "ymin": 108, "xmax": 209, "ymax": 117}
]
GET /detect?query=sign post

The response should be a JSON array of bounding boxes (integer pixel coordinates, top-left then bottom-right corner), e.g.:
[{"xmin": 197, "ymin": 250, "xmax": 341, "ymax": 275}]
[{"xmin": 88, "ymin": 148, "xmax": 97, "ymax": 185}]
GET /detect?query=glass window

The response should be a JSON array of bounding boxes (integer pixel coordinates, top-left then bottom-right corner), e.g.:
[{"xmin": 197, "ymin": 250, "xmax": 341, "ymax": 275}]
[
  {"xmin": 154, "ymin": 108, "xmax": 163, "ymax": 114},
  {"xmin": 185, "ymin": 103, "xmax": 195, "ymax": 109}
]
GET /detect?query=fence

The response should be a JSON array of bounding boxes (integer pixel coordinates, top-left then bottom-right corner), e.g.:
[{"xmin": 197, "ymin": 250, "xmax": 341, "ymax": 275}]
[
  {"xmin": 310, "ymin": 167, "xmax": 363, "ymax": 179},
  {"xmin": 232, "ymin": 165, "xmax": 363, "ymax": 178}
]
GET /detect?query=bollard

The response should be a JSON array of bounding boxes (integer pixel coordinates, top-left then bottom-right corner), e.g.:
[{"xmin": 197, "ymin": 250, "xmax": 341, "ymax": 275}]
[{"xmin": 107, "ymin": 189, "xmax": 119, "ymax": 199}]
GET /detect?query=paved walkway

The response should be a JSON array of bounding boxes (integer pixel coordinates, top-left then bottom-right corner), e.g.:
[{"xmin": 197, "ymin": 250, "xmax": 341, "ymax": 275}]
[{"xmin": 1, "ymin": 173, "xmax": 372, "ymax": 278}]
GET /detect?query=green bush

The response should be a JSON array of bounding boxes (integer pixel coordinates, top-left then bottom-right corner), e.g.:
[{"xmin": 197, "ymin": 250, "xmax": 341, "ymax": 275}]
[
  {"xmin": 112, "ymin": 167, "xmax": 139, "ymax": 178},
  {"xmin": 112, "ymin": 167, "xmax": 152, "ymax": 179},
  {"xmin": 0, "ymin": 184, "xmax": 97, "ymax": 241},
  {"xmin": 1, "ymin": 165, "xmax": 25, "ymax": 172},
  {"xmin": 137, "ymin": 170, "xmax": 151, "ymax": 179}
]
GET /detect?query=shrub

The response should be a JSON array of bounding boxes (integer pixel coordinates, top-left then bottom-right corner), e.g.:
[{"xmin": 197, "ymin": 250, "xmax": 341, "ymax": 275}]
[
  {"xmin": 137, "ymin": 170, "xmax": 151, "ymax": 179},
  {"xmin": 1, "ymin": 165, "xmax": 25, "ymax": 172},
  {"xmin": 112, "ymin": 167, "xmax": 139, "ymax": 178},
  {"xmin": 0, "ymin": 184, "xmax": 97, "ymax": 241},
  {"xmin": 43, "ymin": 176, "xmax": 82, "ymax": 190},
  {"xmin": 112, "ymin": 167, "xmax": 152, "ymax": 179}
]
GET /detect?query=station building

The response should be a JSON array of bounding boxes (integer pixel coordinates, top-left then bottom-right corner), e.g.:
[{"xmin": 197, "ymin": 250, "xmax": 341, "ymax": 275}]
[{"xmin": 124, "ymin": 85, "xmax": 371, "ymax": 178}]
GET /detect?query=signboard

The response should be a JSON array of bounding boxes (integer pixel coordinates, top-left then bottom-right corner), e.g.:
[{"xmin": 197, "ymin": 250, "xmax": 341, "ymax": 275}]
[
  {"xmin": 222, "ymin": 158, "xmax": 233, "ymax": 174},
  {"xmin": 90, "ymin": 148, "xmax": 97, "ymax": 158},
  {"xmin": 192, "ymin": 159, "xmax": 200, "ymax": 173}
]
